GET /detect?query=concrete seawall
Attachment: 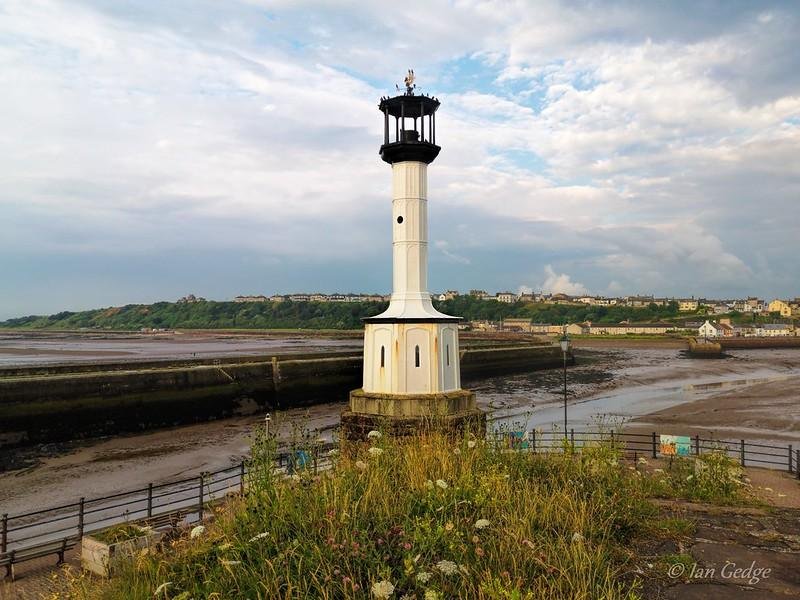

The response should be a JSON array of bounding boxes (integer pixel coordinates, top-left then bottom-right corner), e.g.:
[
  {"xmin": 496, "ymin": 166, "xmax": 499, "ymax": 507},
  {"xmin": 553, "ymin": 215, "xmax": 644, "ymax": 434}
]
[{"xmin": 0, "ymin": 344, "xmax": 566, "ymax": 447}]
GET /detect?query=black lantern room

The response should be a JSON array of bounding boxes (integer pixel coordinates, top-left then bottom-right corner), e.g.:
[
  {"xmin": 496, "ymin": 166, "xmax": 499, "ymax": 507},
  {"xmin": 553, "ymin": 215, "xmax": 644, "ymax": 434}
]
[{"xmin": 378, "ymin": 84, "xmax": 440, "ymax": 165}]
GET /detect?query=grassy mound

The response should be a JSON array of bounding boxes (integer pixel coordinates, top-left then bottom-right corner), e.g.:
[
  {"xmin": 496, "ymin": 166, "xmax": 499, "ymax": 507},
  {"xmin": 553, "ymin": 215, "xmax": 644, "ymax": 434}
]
[{"xmin": 66, "ymin": 431, "xmax": 747, "ymax": 599}]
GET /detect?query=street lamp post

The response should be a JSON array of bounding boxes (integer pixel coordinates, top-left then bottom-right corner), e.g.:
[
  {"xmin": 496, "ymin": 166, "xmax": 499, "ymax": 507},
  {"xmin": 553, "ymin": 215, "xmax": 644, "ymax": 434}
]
[
  {"xmin": 560, "ymin": 333, "xmax": 570, "ymax": 439},
  {"xmin": 265, "ymin": 412, "xmax": 271, "ymax": 437}
]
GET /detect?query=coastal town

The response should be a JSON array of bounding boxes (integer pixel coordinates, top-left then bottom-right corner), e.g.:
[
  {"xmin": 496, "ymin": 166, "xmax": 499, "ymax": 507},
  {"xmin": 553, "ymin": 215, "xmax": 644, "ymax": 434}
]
[{"xmin": 226, "ymin": 290, "xmax": 800, "ymax": 338}]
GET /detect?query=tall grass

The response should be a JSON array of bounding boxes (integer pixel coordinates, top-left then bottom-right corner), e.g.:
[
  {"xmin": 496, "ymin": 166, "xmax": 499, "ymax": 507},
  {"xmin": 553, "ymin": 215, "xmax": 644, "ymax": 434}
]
[{"xmin": 63, "ymin": 429, "xmax": 745, "ymax": 600}]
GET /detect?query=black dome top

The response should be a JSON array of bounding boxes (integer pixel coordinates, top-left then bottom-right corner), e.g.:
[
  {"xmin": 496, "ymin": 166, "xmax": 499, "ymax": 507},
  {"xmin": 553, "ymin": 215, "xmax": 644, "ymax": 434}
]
[{"xmin": 378, "ymin": 94, "xmax": 440, "ymax": 118}]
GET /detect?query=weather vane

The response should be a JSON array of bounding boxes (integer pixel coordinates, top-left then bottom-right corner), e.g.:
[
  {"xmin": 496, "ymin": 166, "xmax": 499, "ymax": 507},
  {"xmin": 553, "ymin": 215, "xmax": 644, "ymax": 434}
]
[{"xmin": 396, "ymin": 69, "xmax": 416, "ymax": 95}]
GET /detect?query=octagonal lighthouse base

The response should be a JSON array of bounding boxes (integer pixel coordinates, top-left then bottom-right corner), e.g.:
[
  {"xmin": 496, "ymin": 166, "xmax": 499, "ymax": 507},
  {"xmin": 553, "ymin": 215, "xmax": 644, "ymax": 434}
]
[{"xmin": 340, "ymin": 320, "xmax": 486, "ymax": 441}]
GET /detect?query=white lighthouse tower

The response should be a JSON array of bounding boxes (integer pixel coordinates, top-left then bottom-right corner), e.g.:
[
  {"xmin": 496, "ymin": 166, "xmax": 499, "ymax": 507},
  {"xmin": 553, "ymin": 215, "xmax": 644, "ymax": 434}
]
[{"xmin": 341, "ymin": 72, "xmax": 485, "ymax": 439}]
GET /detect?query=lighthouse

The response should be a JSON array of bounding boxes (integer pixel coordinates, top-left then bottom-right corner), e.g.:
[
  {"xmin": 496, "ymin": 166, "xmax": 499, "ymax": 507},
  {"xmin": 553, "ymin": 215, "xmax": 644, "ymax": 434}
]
[{"xmin": 341, "ymin": 72, "xmax": 485, "ymax": 439}]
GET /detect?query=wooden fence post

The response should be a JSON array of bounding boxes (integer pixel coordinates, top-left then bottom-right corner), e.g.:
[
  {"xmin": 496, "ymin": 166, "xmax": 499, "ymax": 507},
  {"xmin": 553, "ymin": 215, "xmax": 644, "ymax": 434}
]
[
  {"xmin": 740, "ymin": 440, "xmax": 745, "ymax": 467},
  {"xmin": 198, "ymin": 476, "xmax": 204, "ymax": 521},
  {"xmin": 147, "ymin": 483, "xmax": 153, "ymax": 518},
  {"xmin": 789, "ymin": 445, "xmax": 794, "ymax": 474},
  {"xmin": 652, "ymin": 432, "xmax": 657, "ymax": 458},
  {"xmin": 77, "ymin": 498, "xmax": 85, "ymax": 539},
  {"xmin": 1, "ymin": 513, "xmax": 7, "ymax": 554}
]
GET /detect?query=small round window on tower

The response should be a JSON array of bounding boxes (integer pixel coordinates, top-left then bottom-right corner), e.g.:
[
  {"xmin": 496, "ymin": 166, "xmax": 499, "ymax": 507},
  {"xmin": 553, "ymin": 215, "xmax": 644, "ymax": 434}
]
[{"xmin": 397, "ymin": 216, "xmax": 404, "ymax": 224}]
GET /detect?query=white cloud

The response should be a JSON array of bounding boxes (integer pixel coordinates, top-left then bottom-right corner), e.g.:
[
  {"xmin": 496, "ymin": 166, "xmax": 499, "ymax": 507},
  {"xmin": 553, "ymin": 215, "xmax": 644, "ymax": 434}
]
[{"xmin": 539, "ymin": 265, "xmax": 588, "ymax": 296}]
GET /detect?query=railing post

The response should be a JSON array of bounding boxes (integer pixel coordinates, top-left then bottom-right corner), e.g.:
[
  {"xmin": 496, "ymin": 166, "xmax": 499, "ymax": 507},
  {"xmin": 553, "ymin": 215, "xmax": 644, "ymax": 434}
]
[
  {"xmin": 531, "ymin": 430, "xmax": 536, "ymax": 453},
  {"xmin": 740, "ymin": 439, "xmax": 745, "ymax": 467},
  {"xmin": 198, "ymin": 476, "xmax": 204, "ymax": 521},
  {"xmin": 240, "ymin": 461, "xmax": 246, "ymax": 495},
  {"xmin": 694, "ymin": 435, "xmax": 700, "ymax": 456},
  {"xmin": 790, "ymin": 445, "xmax": 794, "ymax": 474},
  {"xmin": 147, "ymin": 483, "xmax": 153, "ymax": 518},
  {"xmin": 610, "ymin": 431, "xmax": 615, "ymax": 447},
  {"xmin": 796, "ymin": 450, "xmax": 799, "ymax": 480},
  {"xmin": 652, "ymin": 432, "xmax": 657, "ymax": 458},
  {"xmin": 1, "ymin": 513, "xmax": 7, "ymax": 554},
  {"xmin": 77, "ymin": 498, "xmax": 85, "ymax": 539},
  {"xmin": 570, "ymin": 428, "xmax": 575, "ymax": 451}
]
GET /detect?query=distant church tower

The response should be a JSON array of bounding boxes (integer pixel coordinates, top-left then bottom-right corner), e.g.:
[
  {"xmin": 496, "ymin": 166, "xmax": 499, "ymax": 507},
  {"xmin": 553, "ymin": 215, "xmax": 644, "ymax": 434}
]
[{"xmin": 341, "ymin": 71, "xmax": 485, "ymax": 439}]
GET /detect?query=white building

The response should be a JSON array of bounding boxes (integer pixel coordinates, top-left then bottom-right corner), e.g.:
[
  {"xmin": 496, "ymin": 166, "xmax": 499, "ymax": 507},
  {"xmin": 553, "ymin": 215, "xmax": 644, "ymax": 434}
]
[{"xmin": 496, "ymin": 292, "xmax": 517, "ymax": 304}]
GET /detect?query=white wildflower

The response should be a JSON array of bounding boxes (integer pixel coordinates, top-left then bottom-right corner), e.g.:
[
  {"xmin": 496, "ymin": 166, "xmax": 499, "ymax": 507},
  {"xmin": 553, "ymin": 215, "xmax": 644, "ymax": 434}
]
[
  {"xmin": 764, "ymin": 487, "xmax": 773, "ymax": 492},
  {"xmin": 435, "ymin": 479, "xmax": 448, "ymax": 490},
  {"xmin": 291, "ymin": 473, "xmax": 301, "ymax": 481},
  {"xmin": 154, "ymin": 581, "xmax": 172, "ymax": 595},
  {"xmin": 453, "ymin": 447, "xmax": 461, "ymax": 455},
  {"xmin": 467, "ymin": 440, "xmax": 477, "ymax": 449},
  {"xmin": 367, "ymin": 430, "xmax": 382, "ymax": 440},
  {"xmin": 371, "ymin": 579, "xmax": 395, "ymax": 598},
  {"xmin": 571, "ymin": 532, "xmax": 584, "ymax": 543},
  {"xmin": 638, "ymin": 457, "xmax": 648, "ymax": 465},
  {"xmin": 189, "ymin": 525, "xmax": 205, "ymax": 539},
  {"xmin": 248, "ymin": 532, "xmax": 269, "ymax": 543},
  {"xmin": 474, "ymin": 519, "xmax": 490, "ymax": 530},
  {"xmin": 653, "ymin": 468, "xmax": 664, "ymax": 473},
  {"xmin": 425, "ymin": 480, "xmax": 434, "ymax": 490},
  {"xmin": 356, "ymin": 460, "xmax": 368, "ymax": 471},
  {"xmin": 686, "ymin": 475, "xmax": 694, "ymax": 481},
  {"xmin": 435, "ymin": 559, "xmax": 458, "ymax": 575},
  {"xmin": 368, "ymin": 446, "xmax": 384, "ymax": 456},
  {"xmin": 416, "ymin": 571, "xmax": 432, "ymax": 583}
]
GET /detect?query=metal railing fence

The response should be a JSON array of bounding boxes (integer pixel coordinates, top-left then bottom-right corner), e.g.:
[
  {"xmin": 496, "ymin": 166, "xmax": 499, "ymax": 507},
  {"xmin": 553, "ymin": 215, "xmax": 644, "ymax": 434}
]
[{"xmin": 1, "ymin": 445, "xmax": 335, "ymax": 578}]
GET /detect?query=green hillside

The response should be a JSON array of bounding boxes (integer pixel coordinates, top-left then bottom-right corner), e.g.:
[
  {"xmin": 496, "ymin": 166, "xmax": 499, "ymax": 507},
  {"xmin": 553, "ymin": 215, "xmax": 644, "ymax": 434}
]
[{"xmin": 0, "ymin": 297, "xmax": 688, "ymax": 331}]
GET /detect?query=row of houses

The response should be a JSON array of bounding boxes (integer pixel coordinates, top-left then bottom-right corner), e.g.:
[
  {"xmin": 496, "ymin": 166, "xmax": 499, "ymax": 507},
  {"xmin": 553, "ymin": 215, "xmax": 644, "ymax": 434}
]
[
  {"xmin": 698, "ymin": 319, "xmax": 796, "ymax": 338},
  {"xmin": 451, "ymin": 290, "xmax": 792, "ymax": 313},
  {"xmin": 230, "ymin": 291, "xmax": 800, "ymax": 316},
  {"xmin": 475, "ymin": 317, "xmax": 797, "ymax": 337},
  {"xmin": 234, "ymin": 293, "xmax": 390, "ymax": 303},
  {"xmin": 477, "ymin": 318, "xmax": 680, "ymax": 336}
]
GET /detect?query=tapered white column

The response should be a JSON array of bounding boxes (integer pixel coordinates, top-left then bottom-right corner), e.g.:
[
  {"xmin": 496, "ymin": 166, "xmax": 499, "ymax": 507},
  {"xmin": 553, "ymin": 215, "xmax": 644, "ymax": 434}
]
[{"xmin": 392, "ymin": 161, "xmax": 428, "ymax": 302}]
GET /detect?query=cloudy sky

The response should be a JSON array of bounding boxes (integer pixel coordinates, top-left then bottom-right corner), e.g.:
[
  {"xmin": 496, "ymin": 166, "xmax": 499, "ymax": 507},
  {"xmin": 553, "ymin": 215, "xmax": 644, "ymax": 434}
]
[{"xmin": 1, "ymin": 1, "xmax": 798, "ymax": 319}]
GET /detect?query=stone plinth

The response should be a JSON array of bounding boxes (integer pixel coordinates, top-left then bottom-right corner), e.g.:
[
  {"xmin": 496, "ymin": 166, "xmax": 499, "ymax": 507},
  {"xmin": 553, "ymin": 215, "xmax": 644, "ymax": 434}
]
[{"xmin": 340, "ymin": 389, "xmax": 485, "ymax": 441}]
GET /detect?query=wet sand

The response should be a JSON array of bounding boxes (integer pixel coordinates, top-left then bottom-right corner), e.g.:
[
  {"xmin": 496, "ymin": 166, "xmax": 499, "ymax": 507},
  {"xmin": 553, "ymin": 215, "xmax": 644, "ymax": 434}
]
[
  {"xmin": 0, "ymin": 331, "xmax": 361, "ymax": 367},
  {"xmin": 2, "ymin": 344, "xmax": 800, "ymax": 517}
]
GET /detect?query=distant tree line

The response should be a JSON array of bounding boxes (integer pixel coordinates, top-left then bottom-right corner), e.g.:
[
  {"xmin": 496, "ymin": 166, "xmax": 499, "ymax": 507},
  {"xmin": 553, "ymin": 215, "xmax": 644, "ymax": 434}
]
[{"xmin": 0, "ymin": 297, "xmax": 694, "ymax": 330}]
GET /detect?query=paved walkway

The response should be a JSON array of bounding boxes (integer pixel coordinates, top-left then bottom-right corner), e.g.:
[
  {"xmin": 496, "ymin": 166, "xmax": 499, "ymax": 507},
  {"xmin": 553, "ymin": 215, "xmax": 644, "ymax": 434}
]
[{"xmin": 0, "ymin": 548, "xmax": 79, "ymax": 600}]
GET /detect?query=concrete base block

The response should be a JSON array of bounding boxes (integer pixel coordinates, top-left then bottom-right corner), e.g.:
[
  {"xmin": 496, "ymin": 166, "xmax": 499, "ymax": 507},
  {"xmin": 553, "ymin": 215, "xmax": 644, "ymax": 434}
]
[
  {"xmin": 341, "ymin": 389, "xmax": 486, "ymax": 441},
  {"xmin": 348, "ymin": 388, "xmax": 476, "ymax": 417}
]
